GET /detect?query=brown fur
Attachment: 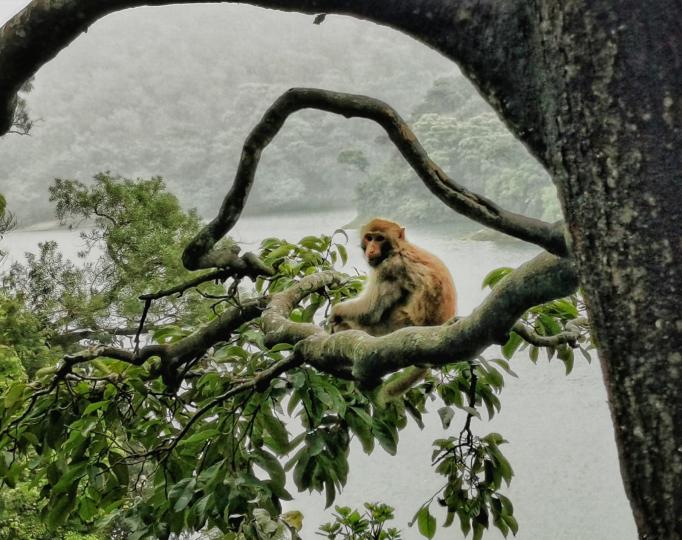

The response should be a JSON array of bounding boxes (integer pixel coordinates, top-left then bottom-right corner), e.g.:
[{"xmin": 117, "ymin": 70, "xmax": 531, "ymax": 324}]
[
  {"xmin": 331, "ymin": 217, "xmax": 457, "ymax": 336},
  {"xmin": 330, "ymin": 218, "xmax": 456, "ymax": 400}
]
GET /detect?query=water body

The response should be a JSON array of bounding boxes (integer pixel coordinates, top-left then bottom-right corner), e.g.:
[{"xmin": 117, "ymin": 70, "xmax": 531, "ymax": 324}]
[{"xmin": 2, "ymin": 210, "xmax": 637, "ymax": 539}]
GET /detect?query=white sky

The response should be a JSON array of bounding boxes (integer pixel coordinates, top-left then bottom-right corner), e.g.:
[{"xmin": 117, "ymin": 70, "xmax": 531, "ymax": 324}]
[{"xmin": 0, "ymin": 0, "xmax": 30, "ymax": 24}]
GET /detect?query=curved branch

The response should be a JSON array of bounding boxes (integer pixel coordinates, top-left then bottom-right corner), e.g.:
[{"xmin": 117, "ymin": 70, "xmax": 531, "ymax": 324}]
[
  {"xmin": 261, "ymin": 270, "xmax": 354, "ymax": 379},
  {"xmin": 261, "ymin": 253, "xmax": 578, "ymax": 387},
  {"xmin": 0, "ymin": 1, "xmax": 531, "ymax": 139},
  {"xmin": 261, "ymin": 270, "xmax": 347, "ymax": 346},
  {"xmin": 295, "ymin": 252, "xmax": 578, "ymax": 386},
  {"xmin": 182, "ymin": 88, "xmax": 566, "ymax": 270}
]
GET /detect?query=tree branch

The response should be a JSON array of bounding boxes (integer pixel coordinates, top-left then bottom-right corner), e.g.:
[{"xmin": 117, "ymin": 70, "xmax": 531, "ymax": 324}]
[
  {"xmin": 51, "ymin": 297, "xmax": 266, "ymax": 388},
  {"xmin": 259, "ymin": 252, "xmax": 578, "ymax": 387},
  {"xmin": 182, "ymin": 88, "xmax": 567, "ymax": 270},
  {"xmin": 138, "ymin": 262, "xmax": 274, "ymax": 302},
  {"xmin": 0, "ymin": 1, "xmax": 547, "ymax": 181},
  {"xmin": 294, "ymin": 252, "xmax": 578, "ymax": 387},
  {"xmin": 49, "ymin": 324, "xmax": 163, "ymax": 346},
  {"xmin": 512, "ymin": 317, "xmax": 587, "ymax": 348}
]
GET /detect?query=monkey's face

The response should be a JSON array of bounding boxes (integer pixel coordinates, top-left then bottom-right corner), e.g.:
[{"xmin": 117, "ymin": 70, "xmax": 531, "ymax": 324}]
[{"xmin": 362, "ymin": 232, "xmax": 391, "ymax": 267}]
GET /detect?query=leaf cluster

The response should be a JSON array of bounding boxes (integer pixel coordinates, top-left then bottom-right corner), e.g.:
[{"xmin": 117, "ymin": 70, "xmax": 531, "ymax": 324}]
[{"xmin": 318, "ymin": 503, "xmax": 401, "ymax": 540}]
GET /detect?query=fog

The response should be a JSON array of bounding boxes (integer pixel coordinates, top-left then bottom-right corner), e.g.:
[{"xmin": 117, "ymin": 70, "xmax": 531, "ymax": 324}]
[
  {"xmin": 0, "ymin": 3, "xmax": 636, "ymax": 540},
  {"xmin": 0, "ymin": 3, "xmax": 458, "ymax": 224}
]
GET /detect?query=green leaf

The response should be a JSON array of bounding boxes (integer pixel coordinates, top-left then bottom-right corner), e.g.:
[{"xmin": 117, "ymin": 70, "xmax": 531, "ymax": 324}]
[
  {"xmin": 261, "ymin": 409, "xmax": 290, "ymax": 453},
  {"xmin": 490, "ymin": 358, "xmax": 518, "ymax": 378},
  {"xmin": 324, "ymin": 479, "xmax": 336, "ymax": 509},
  {"xmin": 417, "ymin": 506, "xmax": 437, "ymax": 539},
  {"xmin": 503, "ymin": 513, "xmax": 519, "ymax": 535},
  {"xmin": 558, "ymin": 346, "xmax": 575, "ymax": 375},
  {"xmin": 372, "ymin": 418, "xmax": 398, "ymax": 456},
  {"xmin": 4, "ymin": 382, "xmax": 25, "ymax": 408},
  {"xmin": 502, "ymin": 332, "xmax": 523, "ymax": 359},
  {"xmin": 552, "ymin": 298, "xmax": 579, "ymax": 318},
  {"xmin": 52, "ymin": 462, "xmax": 87, "ymax": 494},
  {"xmin": 170, "ymin": 477, "xmax": 197, "ymax": 512},
  {"xmin": 179, "ymin": 428, "xmax": 221, "ymax": 446},
  {"xmin": 336, "ymin": 244, "xmax": 348, "ymax": 265},
  {"xmin": 78, "ymin": 496, "xmax": 99, "ymax": 522},
  {"xmin": 346, "ymin": 409, "xmax": 374, "ymax": 454},
  {"xmin": 83, "ymin": 400, "xmax": 109, "ymax": 415},
  {"xmin": 47, "ymin": 491, "xmax": 76, "ymax": 530},
  {"xmin": 537, "ymin": 313, "xmax": 562, "ymax": 335},
  {"xmin": 437, "ymin": 406, "xmax": 455, "ymax": 429},
  {"xmin": 529, "ymin": 346, "xmax": 539, "ymax": 363},
  {"xmin": 473, "ymin": 521, "xmax": 485, "ymax": 540},
  {"xmin": 481, "ymin": 267, "xmax": 513, "ymax": 289}
]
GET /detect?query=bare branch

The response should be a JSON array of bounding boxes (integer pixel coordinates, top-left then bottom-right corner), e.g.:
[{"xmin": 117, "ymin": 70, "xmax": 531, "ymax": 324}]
[
  {"xmin": 512, "ymin": 317, "xmax": 588, "ymax": 348},
  {"xmin": 139, "ymin": 269, "xmax": 236, "ymax": 301},
  {"xmin": 182, "ymin": 88, "xmax": 567, "ymax": 270}
]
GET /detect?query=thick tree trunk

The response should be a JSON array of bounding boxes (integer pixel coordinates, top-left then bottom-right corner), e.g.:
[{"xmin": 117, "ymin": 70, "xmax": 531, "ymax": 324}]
[
  {"xmin": 532, "ymin": 5, "xmax": 682, "ymax": 538},
  {"xmin": 1, "ymin": 0, "xmax": 680, "ymax": 537}
]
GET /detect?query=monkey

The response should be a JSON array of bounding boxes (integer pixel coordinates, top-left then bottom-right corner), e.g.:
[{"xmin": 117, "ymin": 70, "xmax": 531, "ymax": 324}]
[{"xmin": 329, "ymin": 218, "xmax": 457, "ymax": 399}]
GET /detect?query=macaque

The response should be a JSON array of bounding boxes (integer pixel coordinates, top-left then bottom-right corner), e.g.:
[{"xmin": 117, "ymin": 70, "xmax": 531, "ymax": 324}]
[
  {"xmin": 331, "ymin": 218, "xmax": 456, "ymax": 335},
  {"xmin": 330, "ymin": 218, "xmax": 457, "ymax": 398}
]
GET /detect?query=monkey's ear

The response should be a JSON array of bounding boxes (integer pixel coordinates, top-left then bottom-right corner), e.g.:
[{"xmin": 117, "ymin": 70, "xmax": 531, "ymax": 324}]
[{"xmin": 399, "ymin": 227, "xmax": 405, "ymax": 240}]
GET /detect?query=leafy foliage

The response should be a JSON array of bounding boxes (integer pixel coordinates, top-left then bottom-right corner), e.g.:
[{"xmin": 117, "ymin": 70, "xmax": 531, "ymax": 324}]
[
  {"xmin": 0, "ymin": 483, "xmax": 105, "ymax": 540},
  {"xmin": 318, "ymin": 503, "xmax": 401, "ymax": 539},
  {"xmin": 3, "ymin": 174, "xmax": 209, "ymax": 351},
  {"xmin": 0, "ymin": 180, "xmax": 592, "ymax": 540}
]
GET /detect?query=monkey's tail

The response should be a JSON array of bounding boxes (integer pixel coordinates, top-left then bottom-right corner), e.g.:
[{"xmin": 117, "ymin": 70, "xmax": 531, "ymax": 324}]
[{"xmin": 377, "ymin": 366, "xmax": 428, "ymax": 404}]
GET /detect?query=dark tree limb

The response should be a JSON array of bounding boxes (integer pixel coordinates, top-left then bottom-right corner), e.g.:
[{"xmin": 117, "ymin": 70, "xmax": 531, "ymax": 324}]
[
  {"xmin": 182, "ymin": 88, "xmax": 567, "ymax": 270},
  {"xmin": 54, "ymin": 297, "xmax": 266, "ymax": 389},
  {"xmin": 0, "ymin": 1, "xmax": 534, "ymax": 154}
]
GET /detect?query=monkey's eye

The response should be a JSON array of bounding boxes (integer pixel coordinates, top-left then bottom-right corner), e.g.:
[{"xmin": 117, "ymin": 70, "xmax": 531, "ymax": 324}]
[
  {"xmin": 364, "ymin": 234, "xmax": 373, "ymax": 242},
  {"xmin": 375, "ymin": 235, "xmax": 385, "ymax": 242}
]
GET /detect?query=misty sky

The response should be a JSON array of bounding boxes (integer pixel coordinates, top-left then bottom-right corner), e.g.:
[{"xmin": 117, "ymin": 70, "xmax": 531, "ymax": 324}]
[{"xmin": 0, "ymin": 1, "xmax": 29, "ymax": 24}]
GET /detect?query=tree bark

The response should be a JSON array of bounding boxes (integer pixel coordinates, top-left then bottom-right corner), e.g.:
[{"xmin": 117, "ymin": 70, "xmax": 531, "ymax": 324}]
[
  {"xmin": 1, "ymin": 0, "xmax": 681, "ymax": 537},
  {"xmin": 529, "ymin": 5, "xmax": 682, "ymax": 538}
]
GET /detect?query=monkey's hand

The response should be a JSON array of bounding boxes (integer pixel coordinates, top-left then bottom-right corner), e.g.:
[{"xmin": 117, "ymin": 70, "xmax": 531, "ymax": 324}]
[{"xmin": 328, "ymin": 304, "xmax": 354, "ymax": 333}]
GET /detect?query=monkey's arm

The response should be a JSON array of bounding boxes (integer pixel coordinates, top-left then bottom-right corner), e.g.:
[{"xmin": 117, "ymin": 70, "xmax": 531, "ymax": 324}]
[{"xmin": 331, "ymin": 276, "xmax": 404, "ymax": 328}]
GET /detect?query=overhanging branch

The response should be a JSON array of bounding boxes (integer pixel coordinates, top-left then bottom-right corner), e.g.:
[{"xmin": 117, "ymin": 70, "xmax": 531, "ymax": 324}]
[
  {"xmin": 182, "ymin": 88, "xmax": 567, "ymax": 270},
  {"xmin": 0, "ymin": 1, "xmax": 548, "ymax": 168}
]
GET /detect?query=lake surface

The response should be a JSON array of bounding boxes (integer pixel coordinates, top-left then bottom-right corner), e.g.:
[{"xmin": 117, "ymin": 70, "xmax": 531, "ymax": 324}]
[{"xmin": 2, "ymin": 210, "xmax": 637, "ymax": 539}]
